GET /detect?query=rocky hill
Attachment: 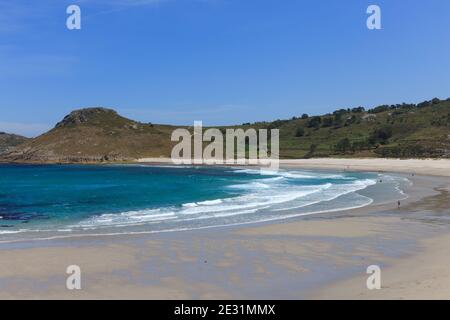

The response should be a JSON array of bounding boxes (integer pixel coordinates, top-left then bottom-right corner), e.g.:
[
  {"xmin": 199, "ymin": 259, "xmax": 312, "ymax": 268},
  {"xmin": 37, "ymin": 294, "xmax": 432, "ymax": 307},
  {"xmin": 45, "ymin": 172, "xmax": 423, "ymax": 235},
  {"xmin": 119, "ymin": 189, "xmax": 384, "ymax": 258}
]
[
  {"xmin": 1, "ymin": 108, "xmax": 176, "ymax": 163},
  {"xmin": 0, "ymin": 132, "xmax": 29, "ymax": 154}
]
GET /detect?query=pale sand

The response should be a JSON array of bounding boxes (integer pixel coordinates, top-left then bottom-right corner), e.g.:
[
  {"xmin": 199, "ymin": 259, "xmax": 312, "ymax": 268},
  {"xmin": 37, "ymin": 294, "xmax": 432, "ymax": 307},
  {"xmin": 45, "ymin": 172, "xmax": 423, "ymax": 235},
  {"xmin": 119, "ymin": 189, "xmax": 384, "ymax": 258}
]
[
  {"xmin": 0, "ymin": 217, "xmax": 410, "ymax": 299},
  {"xmin": 0, "ymin": 169, "xmax": 448, "ymax": 299},
  {"xmin": 137, "ymin": 158, "xmax": 450, "ymax": 177},
  {"xmin": 279, "ymin": 158, "xmax": 450, "ymax": 177},
  {"xmin": 310, "ymin": 233, "xmax": 450, "ymax": 300}
]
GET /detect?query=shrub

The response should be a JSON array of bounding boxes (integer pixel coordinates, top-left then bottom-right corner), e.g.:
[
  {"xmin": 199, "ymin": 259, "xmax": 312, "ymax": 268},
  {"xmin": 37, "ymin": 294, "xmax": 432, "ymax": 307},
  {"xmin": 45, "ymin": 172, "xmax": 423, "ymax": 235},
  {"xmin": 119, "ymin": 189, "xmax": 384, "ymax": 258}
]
[
  {"xmin": 307, "ymin": 116, "xmax": 322, "ymax": 129},
  {"xmin": 375, "ymin": 145, "xmax": 443, "ymax": 158},
  {"xmin": 431, "ymin": 98, "xmax": 441, "ymax": 105},
  {"xmin": 369, "ymin": 105, "xmax": 390, "ymax": 114},
  {"xmin": 335, "ymin": 138, "xmax": 352, "ymax": 153},
  {"xmin": 295, "ymin": 127, "xmax": 305, "ymax": 137},
  {"xmin": 417, "ymin": 100, "xmax": 431, "ymax": 108},
  {"xmin": 351, "ymin": 106, "xmax": 365, "ymax": 113},
  {"xmin": 322, "ymin": 117, "xmax": 334, "ymax": 127},
  {"xmin": 369, "ymin": 126, "xmax": 393, "ymax": 144}
]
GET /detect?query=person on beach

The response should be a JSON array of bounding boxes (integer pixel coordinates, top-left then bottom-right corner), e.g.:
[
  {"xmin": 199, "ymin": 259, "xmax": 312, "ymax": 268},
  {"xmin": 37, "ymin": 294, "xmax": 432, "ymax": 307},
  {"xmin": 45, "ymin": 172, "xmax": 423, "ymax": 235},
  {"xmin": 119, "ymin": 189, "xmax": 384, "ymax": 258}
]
[{"xmin": 398, "ymin": 200, "xmax": 401, "ymax": 208}]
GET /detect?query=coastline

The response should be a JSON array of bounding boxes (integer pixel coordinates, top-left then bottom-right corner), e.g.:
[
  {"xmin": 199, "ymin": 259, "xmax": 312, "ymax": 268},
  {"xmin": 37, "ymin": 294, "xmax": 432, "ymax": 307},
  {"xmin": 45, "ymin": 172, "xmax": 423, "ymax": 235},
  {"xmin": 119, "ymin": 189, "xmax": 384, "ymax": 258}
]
[
  {"xmin": 0, "ymin": 163, "xmax": 448, "ymax": 299},
  {"xmin": 2, "ymin": 157, "xmax": 450, "ymax": 177},
  {"xmin": 136, "ymin": 157, "xmax": 450, "ymax": 177}
]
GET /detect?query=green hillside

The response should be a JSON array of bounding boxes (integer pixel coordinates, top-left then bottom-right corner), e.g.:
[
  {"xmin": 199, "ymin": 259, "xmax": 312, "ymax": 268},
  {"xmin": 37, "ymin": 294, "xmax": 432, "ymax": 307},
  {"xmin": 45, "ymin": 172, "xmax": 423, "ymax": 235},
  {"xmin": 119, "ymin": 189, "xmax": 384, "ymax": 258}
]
[
  {"xmin": 1, "ymin": 98, "xmax": 449, "ymax": 163},
  {"xmin": 239, "ymin": 97, "xmax": 450, "ymax": 159}
]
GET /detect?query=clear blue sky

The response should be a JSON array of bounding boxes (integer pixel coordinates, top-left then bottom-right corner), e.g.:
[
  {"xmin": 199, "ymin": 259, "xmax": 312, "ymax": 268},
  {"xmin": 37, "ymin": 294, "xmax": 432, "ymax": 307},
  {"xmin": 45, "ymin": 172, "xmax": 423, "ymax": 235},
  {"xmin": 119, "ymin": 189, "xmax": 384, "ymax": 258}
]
[{"xmin": 1, "ymin": 0, "xmax": 450, "ymax": 137}]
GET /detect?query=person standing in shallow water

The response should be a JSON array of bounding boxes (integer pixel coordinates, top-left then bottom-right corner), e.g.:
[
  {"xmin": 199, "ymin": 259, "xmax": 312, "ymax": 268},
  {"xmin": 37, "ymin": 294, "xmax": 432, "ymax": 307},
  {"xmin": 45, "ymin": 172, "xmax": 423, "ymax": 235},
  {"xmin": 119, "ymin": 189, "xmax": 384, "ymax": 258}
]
[{"xmin": 398, "ymin": 200, "xmax": 401, "ymax": 208}]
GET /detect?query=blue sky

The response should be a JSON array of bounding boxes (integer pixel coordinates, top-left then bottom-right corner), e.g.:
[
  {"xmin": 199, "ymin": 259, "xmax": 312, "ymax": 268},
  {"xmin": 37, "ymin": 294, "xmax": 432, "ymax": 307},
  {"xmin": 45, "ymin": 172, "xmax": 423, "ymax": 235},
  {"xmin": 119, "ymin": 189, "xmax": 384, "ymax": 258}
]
[{"xmin": 1, "ymin": 0, "xmax": 450, "ymax": 137}]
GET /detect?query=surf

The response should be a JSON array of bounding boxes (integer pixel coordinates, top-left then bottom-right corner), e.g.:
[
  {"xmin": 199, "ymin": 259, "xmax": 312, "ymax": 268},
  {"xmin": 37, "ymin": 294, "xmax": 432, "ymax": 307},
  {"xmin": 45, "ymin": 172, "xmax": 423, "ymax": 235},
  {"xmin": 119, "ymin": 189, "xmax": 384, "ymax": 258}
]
[{"xmin": 0, "ymin": 164, "xmax": 408, "ymax": 241}]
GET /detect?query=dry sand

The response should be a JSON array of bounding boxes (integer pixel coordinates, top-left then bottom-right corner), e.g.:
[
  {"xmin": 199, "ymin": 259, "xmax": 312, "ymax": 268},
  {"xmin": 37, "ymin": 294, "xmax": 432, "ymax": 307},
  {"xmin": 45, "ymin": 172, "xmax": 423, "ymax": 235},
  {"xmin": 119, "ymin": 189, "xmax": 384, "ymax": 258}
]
[
  {"xmin": 137, "ymin": 158, "xmax": 450, "ymax": 177},
  {"xmin": 279, "ymin": 158, "xmax": 450, "ymax": 177}
]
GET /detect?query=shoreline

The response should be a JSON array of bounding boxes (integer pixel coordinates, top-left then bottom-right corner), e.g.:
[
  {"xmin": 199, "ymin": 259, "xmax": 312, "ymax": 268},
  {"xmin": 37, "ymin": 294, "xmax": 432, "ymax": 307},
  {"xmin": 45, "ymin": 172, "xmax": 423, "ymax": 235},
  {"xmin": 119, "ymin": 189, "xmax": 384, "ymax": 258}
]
[
  {"xmin": 2, "ymin": 158, "xmax": 450, "ymax": 178},
  {"xmin": 138, "ymin": 158, "xmax": 450, "ymax": 177},
  {"xmin": 0, "ymin": 165, "xmax": 448, "ymax": 299}
]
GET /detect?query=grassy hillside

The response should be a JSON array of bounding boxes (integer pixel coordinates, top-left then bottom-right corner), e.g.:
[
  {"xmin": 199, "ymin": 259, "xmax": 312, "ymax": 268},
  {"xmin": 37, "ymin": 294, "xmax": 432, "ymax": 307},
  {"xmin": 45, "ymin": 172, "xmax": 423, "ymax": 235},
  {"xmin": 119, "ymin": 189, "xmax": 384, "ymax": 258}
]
[
  {"xmin": 239, "ymin": 97, "xmax": 450, "ymax": 159},
  {"xmin": 1, "ymin": 98, "xmax": 449, "ymax": 163}
]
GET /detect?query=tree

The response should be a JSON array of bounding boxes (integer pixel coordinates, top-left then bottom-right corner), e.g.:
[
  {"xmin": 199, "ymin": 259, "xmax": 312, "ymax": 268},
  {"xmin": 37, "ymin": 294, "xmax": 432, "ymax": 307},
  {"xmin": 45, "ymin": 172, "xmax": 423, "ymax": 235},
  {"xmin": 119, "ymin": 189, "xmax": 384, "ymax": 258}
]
[
  {"xmin": 431, "ymin": 98, "xmax": 441, "ymax": 105},
  {"xmin": 322, "ymin": 117, "xmax": 334, "ymax": 127},
  {"xmin": 371, "ymin": 126, "xmax": 393, "ymax": 144},
  {"xmin": 304, "ymin": 143, "xmax": 318, "ymax": 158},
  {"xmin": 417, "ymin": 100, "xmax": 431, "ymax": 108},
  {"xmin": 347, "ymin": 115, "xmax": 357, "ymax": 125},
  {"xmin": 308, "ymin": 116, "xmax": 322, "ymax": 129},
  {"xmin": 351, "ymin": 106, "xmax": 365, "ymax": 113},
  {"xmin": 301, "ymin": 114, "xmax": 309, "ymax": 119},
  {"xmin": 369, "ymin": 105, "xmax": 390, "ymax": 114},
  {"xmin": 333, "ymin": 113, "xmax": 344, "ymax": 127},
  {"xmin": 335, "ymin": 138, "xmax": 351, "ymax": 153}
]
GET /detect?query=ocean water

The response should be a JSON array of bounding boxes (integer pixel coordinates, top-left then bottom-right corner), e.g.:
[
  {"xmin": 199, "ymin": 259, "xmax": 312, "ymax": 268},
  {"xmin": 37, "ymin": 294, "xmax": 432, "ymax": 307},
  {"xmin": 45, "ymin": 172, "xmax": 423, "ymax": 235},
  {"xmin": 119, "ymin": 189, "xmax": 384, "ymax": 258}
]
[{"xmin": 0, "ymin": 164, "xmax": 408, "ymax": 241}]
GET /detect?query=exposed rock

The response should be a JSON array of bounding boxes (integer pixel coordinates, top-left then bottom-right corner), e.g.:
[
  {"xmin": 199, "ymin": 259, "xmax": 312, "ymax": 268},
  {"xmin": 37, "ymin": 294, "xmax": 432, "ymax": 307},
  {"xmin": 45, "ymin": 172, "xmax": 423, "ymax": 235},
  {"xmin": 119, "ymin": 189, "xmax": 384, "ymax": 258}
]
[{"xmin": 55, "ymin": 107, "xmax": 118, "ymax": 128}]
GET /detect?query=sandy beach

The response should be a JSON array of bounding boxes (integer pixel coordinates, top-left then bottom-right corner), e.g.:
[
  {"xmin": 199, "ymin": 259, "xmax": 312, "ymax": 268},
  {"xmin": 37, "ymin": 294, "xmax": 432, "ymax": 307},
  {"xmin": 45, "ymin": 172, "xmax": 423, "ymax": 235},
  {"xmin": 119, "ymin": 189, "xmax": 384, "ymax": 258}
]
[
  {"xmin": 138, "ymin": 158, "xmax": 450, "ymax": 177},
  {"xmin": 0, "ymin": 161, "xmax": 449, "ymax": 299},
  {"xmin": 3, "ymin": 0, "xmax": 449, "ymax": 302}
]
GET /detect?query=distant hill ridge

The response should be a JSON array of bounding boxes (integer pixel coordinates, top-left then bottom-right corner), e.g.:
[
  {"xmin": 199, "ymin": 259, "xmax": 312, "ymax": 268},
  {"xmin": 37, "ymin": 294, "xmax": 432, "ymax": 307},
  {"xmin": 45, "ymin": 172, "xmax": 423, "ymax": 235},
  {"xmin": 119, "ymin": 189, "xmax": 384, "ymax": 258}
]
[
  {"xmin": 1, "ymin": 97, "xmax": 449, "ymax": 163},
  {"xmin": 0, "ymin": 132, "xmax": 29, "ymax": 155}
]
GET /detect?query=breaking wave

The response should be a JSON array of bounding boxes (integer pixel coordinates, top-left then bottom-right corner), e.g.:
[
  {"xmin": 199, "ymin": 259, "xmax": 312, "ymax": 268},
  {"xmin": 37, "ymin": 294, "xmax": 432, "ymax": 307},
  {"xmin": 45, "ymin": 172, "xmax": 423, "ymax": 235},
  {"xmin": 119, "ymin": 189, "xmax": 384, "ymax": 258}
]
[
  {"xmin": 0, "ymin": 165, "xmax": 409, "ymax": 241},
  {"xmin": 73, "ymin": 168, "xmax": 377, "ymax": 231}
]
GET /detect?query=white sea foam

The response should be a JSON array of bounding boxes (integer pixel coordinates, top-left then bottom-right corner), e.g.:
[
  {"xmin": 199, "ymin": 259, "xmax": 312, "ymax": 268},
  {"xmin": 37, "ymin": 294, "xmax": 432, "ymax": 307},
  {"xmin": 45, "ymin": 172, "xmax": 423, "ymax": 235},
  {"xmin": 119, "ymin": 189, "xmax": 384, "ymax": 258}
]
[
  {"xmin": 71, "ymin": 172, "xmax": 373, "ymax": 230},
  {"xmin": 231, "ymin": 168, "xmax": 349, "ymax": 180},
  {"xmin": 197, "ymin": 199, "xmax": 223, "ymax": 206},
  {"xmin": 182, "ymin": 202, "xmax": 198, "ymax": 208},
  {"xmin": 76, "ymin": 209, "xmax": 177, "ymax": 228},
  {"xmin": 0, "ymin": 197, "xmax": 376, "ymax": 244},
  {"xmin": 0, "ymin": 230, "xmax": 26, "ymax": 234},
  {"xmin": 272, "ymin": 179, "xmax": 376, "ymax": 211}
]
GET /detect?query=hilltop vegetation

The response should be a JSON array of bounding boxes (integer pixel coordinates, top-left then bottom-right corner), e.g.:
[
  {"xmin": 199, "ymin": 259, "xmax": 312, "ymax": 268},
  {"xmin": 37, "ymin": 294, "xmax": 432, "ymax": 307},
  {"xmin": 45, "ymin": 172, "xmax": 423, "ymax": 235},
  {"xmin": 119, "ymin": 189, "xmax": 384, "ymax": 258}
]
[
  {"xmin": 241, "ymin": 97, "xmax": 450, "ymax": 159},
  {"xmin": 1, "ymin": 98, "xmax": 449, "ymax": 163}
]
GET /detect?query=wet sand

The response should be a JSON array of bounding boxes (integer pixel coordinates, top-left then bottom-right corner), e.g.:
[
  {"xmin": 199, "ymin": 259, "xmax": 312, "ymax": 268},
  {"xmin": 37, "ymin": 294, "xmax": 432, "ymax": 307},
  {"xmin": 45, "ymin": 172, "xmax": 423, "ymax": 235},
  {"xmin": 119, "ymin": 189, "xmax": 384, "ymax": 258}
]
[{"xmin": 0, "ymin": 172, "xmax": 449, "ymax": 299}]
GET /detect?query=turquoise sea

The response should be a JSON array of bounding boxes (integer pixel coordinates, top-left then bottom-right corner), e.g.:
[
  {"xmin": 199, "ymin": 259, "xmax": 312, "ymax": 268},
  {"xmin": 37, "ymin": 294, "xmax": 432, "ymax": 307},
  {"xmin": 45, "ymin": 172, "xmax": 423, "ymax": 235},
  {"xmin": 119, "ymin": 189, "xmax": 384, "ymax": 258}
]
[{"xmin": 0, "ymin": 164, "xmax": 409, "ymax": 241}]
